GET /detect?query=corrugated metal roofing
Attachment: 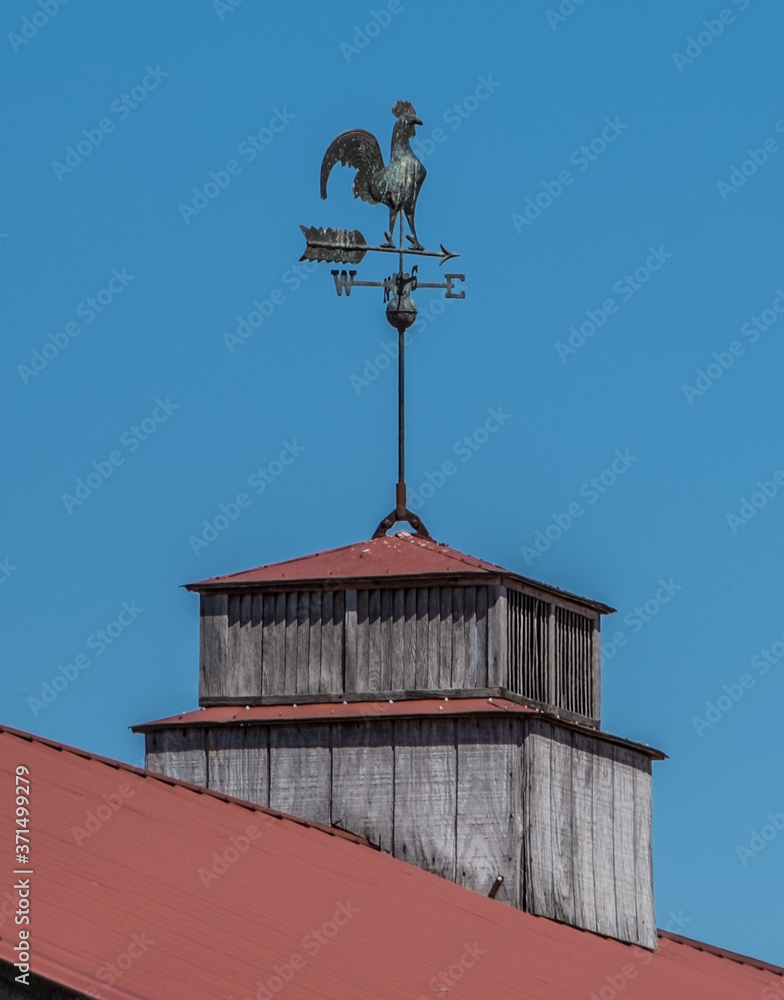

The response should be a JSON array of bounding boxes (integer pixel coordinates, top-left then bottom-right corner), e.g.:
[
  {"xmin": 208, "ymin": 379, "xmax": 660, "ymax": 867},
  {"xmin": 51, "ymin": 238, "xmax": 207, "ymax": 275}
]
[
  {"xmin": 1, "ymin": 723, "xmax": 779, "ymax": 1000},
  {"xmin": 132, "ymin": 697, "xmax": 667, "ymax": 759},
  {"xmin": 185, "ymin": 531, "xmax": 616, "ymax": 613}
]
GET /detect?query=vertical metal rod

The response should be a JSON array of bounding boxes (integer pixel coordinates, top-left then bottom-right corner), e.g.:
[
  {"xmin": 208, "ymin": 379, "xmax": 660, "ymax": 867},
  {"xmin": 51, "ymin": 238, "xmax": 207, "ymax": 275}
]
[{"xmin": 396, "ymin": 213, "xmax": 406, "ymax": 513}]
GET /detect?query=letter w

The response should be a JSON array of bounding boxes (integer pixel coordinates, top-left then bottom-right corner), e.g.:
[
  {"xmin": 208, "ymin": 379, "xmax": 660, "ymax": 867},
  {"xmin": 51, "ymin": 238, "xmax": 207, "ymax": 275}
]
[{"xmin": 331, "ymin": 270, "xmax": 357, "ymax": 296}]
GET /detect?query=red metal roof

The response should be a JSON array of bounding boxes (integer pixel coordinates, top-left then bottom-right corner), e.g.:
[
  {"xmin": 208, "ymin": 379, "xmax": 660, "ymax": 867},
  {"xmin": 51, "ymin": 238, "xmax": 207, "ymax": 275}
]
[
  {"xmin": 186, "ymin": 531, "xmax": 615, "ymax": 613},
  {"xmin": 1, "ymin": 723, "xmax": 779, "ymax": 1000},
  {"xmin": 132, "ymin": 697, "xmax": 667, "ymax": 759}
]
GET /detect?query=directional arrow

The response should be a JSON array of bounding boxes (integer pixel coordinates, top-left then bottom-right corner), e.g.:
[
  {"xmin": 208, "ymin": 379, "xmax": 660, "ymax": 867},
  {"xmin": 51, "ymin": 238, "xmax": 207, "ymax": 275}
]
[{"xmin": 301, "ymin": 225, "xmax": 459, "ymax": 266}]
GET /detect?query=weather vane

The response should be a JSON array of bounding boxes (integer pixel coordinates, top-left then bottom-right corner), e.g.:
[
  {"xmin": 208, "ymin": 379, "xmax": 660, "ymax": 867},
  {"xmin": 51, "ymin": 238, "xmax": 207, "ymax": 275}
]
[{"xmin": 300, "ymin": 100, "xmax": 466, "ymax": 540}]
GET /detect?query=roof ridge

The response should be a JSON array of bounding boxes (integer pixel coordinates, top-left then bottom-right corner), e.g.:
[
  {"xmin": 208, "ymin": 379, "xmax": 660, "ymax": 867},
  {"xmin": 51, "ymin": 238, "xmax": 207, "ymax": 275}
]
[
  {"xmin": 658, "ymin": 930, "xmax": 784, "ymax": 976},
  {"xmin": 0, "ymin": 723, "xmax": 373, "ymax": 848}
]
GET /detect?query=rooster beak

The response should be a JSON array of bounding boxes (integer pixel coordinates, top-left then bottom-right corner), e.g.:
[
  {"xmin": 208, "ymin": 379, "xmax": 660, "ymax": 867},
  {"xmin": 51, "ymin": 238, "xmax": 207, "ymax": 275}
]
[{"xmin": 412, "ymin": 117, "xmax": 423, "ymax": 127}]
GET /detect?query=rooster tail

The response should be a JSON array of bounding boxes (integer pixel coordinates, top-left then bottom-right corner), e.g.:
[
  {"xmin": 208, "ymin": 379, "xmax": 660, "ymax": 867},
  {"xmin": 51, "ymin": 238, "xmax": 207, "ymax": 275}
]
[{"xmin": 320, "ymin": 128, "xmax": 384, "ymax": 204}]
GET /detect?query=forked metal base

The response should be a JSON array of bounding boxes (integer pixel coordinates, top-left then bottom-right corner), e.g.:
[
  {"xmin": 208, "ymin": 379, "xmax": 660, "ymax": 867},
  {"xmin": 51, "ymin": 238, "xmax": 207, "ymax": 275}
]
[{"xmin": 372, "ymin": 482, "xmax": 432, "ymax": 539}]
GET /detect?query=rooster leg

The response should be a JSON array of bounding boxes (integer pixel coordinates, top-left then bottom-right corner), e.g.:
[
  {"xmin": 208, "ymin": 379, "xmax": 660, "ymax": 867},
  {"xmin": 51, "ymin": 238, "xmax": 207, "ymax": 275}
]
[
  {"xmin": 382, "ymin": 208, "xmax": 400, "ymax": 248},
  {"xmin": 404, "ymin": 210, "xmax": 424, "ymax": 251}
]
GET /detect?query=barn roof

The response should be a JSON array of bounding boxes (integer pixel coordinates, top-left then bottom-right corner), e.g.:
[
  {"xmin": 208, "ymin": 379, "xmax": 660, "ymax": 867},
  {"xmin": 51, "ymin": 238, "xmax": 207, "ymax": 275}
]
[
  {"xmin": 185, "ymin": 530, "xmax": 615, "ymax": 614},
  {"xmin": 0, "ymin": 723, "xmax": 779, "ymax": 1000}
]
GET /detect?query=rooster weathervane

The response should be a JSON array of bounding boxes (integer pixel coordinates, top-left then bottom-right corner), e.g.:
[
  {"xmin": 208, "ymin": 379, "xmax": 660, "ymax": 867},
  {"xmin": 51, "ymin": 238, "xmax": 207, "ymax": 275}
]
[{"xmin": 300, "ymin": 100, "xmax": 466, "ymax": 540}]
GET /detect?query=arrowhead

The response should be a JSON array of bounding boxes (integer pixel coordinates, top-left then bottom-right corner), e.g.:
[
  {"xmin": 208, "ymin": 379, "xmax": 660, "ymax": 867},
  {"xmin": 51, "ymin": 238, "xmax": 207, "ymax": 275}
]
[{"xmin": 439, "ymin": 244, "xmax": 459, "ymax": 265}]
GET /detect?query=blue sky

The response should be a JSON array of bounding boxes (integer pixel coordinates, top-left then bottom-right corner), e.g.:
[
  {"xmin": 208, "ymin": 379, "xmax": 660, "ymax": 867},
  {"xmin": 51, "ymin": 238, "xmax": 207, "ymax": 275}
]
[{"xmin": 2, "ymin": 0, "xmax": 783, "ymax": 967}]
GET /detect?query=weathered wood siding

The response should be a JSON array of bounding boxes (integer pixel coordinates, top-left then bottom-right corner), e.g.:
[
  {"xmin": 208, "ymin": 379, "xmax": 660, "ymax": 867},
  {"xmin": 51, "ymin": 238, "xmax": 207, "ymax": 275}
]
[
  {"xmin": 199, "ymin": 584, "xmax": 601, "ymax": 721},
  {"xmin": 145, "ymin": 714, "xmax": 654, "ymax": 947}
]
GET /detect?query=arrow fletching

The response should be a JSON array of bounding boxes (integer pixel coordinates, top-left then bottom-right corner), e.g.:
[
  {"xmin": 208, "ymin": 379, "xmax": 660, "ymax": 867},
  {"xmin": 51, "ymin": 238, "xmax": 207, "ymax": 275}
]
[{"xmin": 300, "ymin": 226, "xmax": 368, "ymax": 264}]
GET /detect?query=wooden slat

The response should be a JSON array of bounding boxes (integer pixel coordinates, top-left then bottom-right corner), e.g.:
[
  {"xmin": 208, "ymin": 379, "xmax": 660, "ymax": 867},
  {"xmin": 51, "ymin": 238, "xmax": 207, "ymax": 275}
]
[
  {"xmin": 547, "ymin": 603, "xmax": 556, "ymax": 706},
  {"xmin": 296, "ymin": 592, "xmax": 311, "ymax": 694},
  {"xmin": 612, "ymin": 746, "xmax": 639, "ymax": 943},
  {"xmin": 393, "ymin": 718, "xmax": 456, "ymax": 880},
  {"xmin": 262, "ymin": 593, "xmax": 286, "ymax": 695},
  {"xmin": 438, "ymin": 586, "xmax": 453, "ymax": 689},
  {"xmin": 633, "ymin": 759, "xmax": 656, "ymax": 949},
  {"xmin": 474, "ymin": 585, "xmax": 488, "ymax": 687},
  {"xmin": 146, "ymin": 728, "xmax": 206, "ymax": 785},
  {"xmin": 332, "ymin": 721, "xmax": 394, "ymax": 852},
  {"xmin": 523, "ymin": 718, "xmax": 553, "ymax": 916},
  {"xmin": 344, "ymin": 589, "xmax": 358, "ymax": 692},
  {"xmin": 592, "ymin": 618, "xmax": 602, "ymax": 721},
  {"xmin": 455, "ymin": 717, "xmax": 520, "ymax": 904},
  {"xmin": 284, "ymin": 592, "xmax": 298, "ymax": 695},
  {"xmin": 269, "ymin": 725, "xmax": 331, "ymax": 824},
  {"xmin": 415, "ymin": 588, "xmax": 429, "ymax": 689},
  {"xmin": 355, "ymin": 589, "xmax": 370, "ymax": 692},
  {"xmin": 232, "ymin": 594, "xmax": 259, "ymax": 697},
  {"xmin": 451, "ymin": 587, "xmax": 466, "ymax": 687},
  {"xmin": 199, "ymin": 593, "xmax": 228, "ymax": 700},
  {"xmin": 367, "ymin": 589, "xmax": 382, "ymax": 690},
  {"xmin": 402, "ymin": 588, "xmax": 417, "ymax": 690},
  {"xmin": 224, "ymin": 596, "xmax": 243, "ymax": 697},
  {"xmin": 427, "ymin": 588, "xmax": 440, "ymax": 688},
  {"xmin": 571, "ymin": 733, "xmax": 598, "ymax": 933},
  {"xmin": 591, "ymin": 741, "xmax": 618, "ymax": 937},
  {"xmin": 390, "ymin": 589, "xmax": 406, "ymax": 690},
  {"xmin": 207, "ymin": 727, "xmax": 268, "ymax": 806},
  {"xmin": 319, "ymin": 591, "xmax": 334, "ymax": 693},
  {"xmin": 463, "ymin": 586, "xmax": 477, "ymax": 686},
  {"xmin": 379, "ymin": 589, "xmax": 393, "ymax": 690},
  {"xmin": 307, "ymin": 591, "xmax": 322, "ymax": 694},
  {"xmin": 549, "ymin": 730, "xmax": 575, "ymax": 925},
  {"xmin": 486, "ymin": 585, "xmax": 507, "ymax": 688}
]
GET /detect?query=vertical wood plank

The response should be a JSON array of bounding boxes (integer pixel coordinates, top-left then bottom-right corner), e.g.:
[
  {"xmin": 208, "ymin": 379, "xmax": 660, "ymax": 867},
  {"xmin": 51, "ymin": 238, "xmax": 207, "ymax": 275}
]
[
  {"xmin": 199, "ymin": 593, "xmax": 228, "ymax": 700},
  {"xmin": 284, "ymin": 592, "xmax": 298, "ymax": 695},
  {"xmin": 427, "ymin": 588, "xmax": 440, "ymax": 688},
  {"xmin": 394, "ymin": 718, "xmax": 456, "ymax": 880},
  {"xmin": 391, "ymin": 589, "xmax": 406, "ymax": 690},
  {"xmin": 319, "ymin": 591, "xmax": 334, "ymax": 693},
  {"xmin": 571, "ymin": 734, "xmax": 598, "ymax": 934},
  {"xmin": 225, "ymin": 596, "xmax": 243, "ymax": 697},
  {"xmin": 344, "ymin": 589, "xmax": 358, "ymax": 692},
  {"xmin": 332, "ymin": 721, "xmax": 394, "ymax": 852},
  {"xmin": 207, "ymin": 727, "xmax": 268, "ymax": 806},
  {"xmin": 232, "ymin": 594, "xmax": 260, "ymax": 697},
  {"xmin": 633, "ymin": 760, "xmax": 657, "ymax": 949},
  {"xmin": 146, "ymin": 728, "xmax": 206, "ymax": 785},
  {"xmin": 262, "ymin": 593, "xmax": 286, "ymax": 695},
  {"xmin": 332, "ymin": 590, "xmax": 345, "ymax": 692},
  {"xmin": 523, "ymin": 718, "xmax": 553, "ymax": 916},
  {"xmin": 355, "ymin": 589, "xmax": 370, "ymax": 692},
  {"xmin": 474, "ymin": 585, "xmax": 488, "ymax": 688},
  {"xmin": 367, "ymin": 589, "xmax": 382, "ymax": 690},
  {"xmin": 463, "ymin": 586, "xmax": 477, "ymax": 686},
  {"xmin": 415, "ymin": 588, "xmax": 430, "ymax": 689},
  {"xmin": 269, "ymin": 725, "xmax": 331, "ymax": 824},
  {"xmin": 296, "ymin": 592, "xmax": 311, "ymax": 694},
  {"xmin": 438, "ymin": 587, "xmax": 453, "ymax": 689},
  {"xmin": 379, "ymin": 589, "xmax": 393, "ymax": 690},
  {"xmin": 549, "ymin": 730, "xmax": 575, "ymax": 926},
  {"xmin": 612, "ymin": 746, "xmax": 639, "ymax": 944},
  {"xmin": 455, "ymin": 717, "xmax": 520, "ymax": 904},
  {"xmin": 547, "ymin": 603, "xmax": 556, "ymax": 706},
  {"xmin": 402, "ymin": 588, "xmax": 417, "ymax": 690},
  {"xmin": 592, "ymin": 618, "xmax": 602, "ymax": 722},
  {"xmin": 308, "ymin": 591, "xmax": 322, "ymax": 694},
  {"xmin": 591, "ymin": 741, "xmax": 618, "ymax": 937},
  {"xmin": 451, "ymin": 587, "xmax": 466, "ymax": 687},
  {"xmin": 486, "ymin": 585, "xmax": 507, "ymax": 688}
]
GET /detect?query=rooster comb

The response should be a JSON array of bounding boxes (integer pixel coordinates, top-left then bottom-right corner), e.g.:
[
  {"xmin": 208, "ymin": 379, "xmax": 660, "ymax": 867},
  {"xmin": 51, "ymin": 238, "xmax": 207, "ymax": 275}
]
[{"xmin": 391, "ymin": 100, "xmax": 418, "ymax": 120}]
